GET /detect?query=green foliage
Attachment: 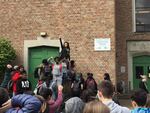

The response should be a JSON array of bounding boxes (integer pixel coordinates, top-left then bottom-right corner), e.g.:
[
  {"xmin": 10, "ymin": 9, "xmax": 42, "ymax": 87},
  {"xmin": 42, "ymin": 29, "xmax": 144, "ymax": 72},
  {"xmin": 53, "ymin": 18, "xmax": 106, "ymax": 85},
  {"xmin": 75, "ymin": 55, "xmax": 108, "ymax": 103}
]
[{"xmin": 0, "ymin": 38, "xmax": 16, "ymax": 72}]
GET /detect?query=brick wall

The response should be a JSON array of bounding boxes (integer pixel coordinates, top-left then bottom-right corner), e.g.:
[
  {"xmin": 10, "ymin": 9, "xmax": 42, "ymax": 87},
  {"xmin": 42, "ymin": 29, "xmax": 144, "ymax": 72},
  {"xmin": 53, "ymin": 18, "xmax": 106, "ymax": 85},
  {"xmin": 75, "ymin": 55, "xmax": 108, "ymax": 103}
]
[
  {"xmin": 0, "ymin": 0, "xmax": 116, "ymax": 83},
  {"xmin": 116, "ymin": 0, "xmax": 150, "ymax": 83}
]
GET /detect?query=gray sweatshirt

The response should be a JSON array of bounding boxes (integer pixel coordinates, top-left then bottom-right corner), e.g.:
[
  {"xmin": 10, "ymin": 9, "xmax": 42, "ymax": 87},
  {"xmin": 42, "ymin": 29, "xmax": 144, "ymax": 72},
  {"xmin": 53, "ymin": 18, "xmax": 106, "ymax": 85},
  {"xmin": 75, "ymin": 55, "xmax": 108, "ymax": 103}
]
[
  {"xmin": 52, "ymin": 64, "xmax": 62, "ymax": 76},
  {"xmin": 104, "ymin": 100, "xmax": 131, "ymax": 113}
]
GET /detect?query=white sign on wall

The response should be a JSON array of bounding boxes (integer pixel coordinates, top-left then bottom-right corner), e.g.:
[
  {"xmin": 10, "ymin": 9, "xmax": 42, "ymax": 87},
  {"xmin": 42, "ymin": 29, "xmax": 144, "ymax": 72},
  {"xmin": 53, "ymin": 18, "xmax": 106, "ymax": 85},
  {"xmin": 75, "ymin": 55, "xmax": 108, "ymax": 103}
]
[
  {"xmin": 94, "ymin": 38, "xmax": 111, "ymax": 51},
  {"xmin": 121, "ymin": 66, "xmax": 126, "ymax": 73}
]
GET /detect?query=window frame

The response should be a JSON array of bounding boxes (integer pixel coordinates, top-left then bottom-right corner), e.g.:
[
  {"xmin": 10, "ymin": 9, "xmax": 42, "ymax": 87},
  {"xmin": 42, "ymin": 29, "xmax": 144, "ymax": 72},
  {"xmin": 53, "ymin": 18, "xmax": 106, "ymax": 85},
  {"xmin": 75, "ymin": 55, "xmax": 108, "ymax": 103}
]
[
  {"xmin": 133, "ymin": 0, "xmax": 136, "ymax": 32},
  {"xmin": 133, "ymin": 0, "xmax": 150, "ymax": 32}
]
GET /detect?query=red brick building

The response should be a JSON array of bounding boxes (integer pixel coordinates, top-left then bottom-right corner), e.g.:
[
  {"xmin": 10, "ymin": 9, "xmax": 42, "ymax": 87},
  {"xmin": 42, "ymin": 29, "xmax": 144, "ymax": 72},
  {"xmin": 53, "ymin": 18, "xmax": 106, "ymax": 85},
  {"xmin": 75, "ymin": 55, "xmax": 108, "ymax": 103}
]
[
  {"xmin": 0, "ymin": 0, "xmax": 149, "ymax": 92},
  {"xmin": 116, "ymin": 0, "xmax": 150, "ymax": 91}
]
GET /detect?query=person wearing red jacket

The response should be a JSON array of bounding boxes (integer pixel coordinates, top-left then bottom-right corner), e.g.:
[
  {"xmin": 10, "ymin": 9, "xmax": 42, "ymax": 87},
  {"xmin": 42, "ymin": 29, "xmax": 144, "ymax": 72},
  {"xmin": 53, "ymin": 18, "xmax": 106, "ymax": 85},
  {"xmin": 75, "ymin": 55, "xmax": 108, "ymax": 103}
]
[
  {"xmin": 11, "ymin": 66, "xmax": 26, "ymax": 96},
  {"xmin": 12, "ymin": 65, "xmax": 28, "ymax": 96},
  {"xmin": 11, "ymin": 66, "xmax": 21, "ymax": 96}
]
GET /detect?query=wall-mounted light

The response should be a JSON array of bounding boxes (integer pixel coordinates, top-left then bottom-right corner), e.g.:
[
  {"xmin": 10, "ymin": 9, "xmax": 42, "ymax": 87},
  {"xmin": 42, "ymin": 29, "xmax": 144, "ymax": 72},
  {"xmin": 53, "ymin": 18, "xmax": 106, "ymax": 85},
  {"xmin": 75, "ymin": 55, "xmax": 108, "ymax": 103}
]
[{"xmin": 40, "ymin": 32, "xmax": 47, "ymax": 37}]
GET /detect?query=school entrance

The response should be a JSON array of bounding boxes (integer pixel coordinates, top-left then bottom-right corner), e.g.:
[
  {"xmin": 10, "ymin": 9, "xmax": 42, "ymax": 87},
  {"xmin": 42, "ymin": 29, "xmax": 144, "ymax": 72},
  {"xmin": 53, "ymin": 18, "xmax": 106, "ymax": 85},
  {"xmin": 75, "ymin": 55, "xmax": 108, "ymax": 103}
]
[
  {"xmin": 133, "ymin": 55, "xmax": 150, "ymax": 91},
  {"xmin": 28, "ymin": 46, "xmax": 59, "ymax": 89}
]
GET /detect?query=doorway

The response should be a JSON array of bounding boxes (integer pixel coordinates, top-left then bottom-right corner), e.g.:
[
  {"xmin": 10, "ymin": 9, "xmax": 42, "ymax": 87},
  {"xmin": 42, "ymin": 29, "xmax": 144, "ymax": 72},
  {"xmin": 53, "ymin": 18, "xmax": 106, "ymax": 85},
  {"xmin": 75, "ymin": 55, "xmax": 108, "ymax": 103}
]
[
  {"xmin": 133, "ymin": 55, "xmax": 150, "ymax": 91},
  {"xmin": 28, "ymin": 46, "xmax": 59, "ymax": 89}
]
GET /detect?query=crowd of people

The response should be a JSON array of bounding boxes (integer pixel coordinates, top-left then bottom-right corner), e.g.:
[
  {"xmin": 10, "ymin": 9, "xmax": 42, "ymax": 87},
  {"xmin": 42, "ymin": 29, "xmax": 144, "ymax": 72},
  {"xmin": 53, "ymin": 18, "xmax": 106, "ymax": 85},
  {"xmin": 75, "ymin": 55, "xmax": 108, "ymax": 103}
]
[{"xmin": 0, "ymin": 40, "xmax": 150, "ymax": 113}]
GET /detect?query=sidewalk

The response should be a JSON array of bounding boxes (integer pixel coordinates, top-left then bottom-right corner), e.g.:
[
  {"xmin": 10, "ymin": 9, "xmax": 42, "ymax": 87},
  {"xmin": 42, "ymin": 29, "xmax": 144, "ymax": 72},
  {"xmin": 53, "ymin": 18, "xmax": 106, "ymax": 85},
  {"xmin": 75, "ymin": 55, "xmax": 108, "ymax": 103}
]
[
  {"xmin": 118, "ymin": 93, "xmax": 133, "ymax": 109},
  {"xmin": 119, "ymin": 99, "xmax": 133, "ymax": 109}
]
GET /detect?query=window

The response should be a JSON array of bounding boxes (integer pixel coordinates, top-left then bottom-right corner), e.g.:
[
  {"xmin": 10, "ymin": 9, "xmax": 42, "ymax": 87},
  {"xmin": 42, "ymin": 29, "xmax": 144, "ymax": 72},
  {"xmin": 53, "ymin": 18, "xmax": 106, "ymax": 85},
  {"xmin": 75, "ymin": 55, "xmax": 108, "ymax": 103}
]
[
  {"xmin": 135, "ymin": 66, "xmax": 144, "ymax": 79},
  {"xmin": 135, "ymin": 0, "xmax": 150, "ymax": 32}
]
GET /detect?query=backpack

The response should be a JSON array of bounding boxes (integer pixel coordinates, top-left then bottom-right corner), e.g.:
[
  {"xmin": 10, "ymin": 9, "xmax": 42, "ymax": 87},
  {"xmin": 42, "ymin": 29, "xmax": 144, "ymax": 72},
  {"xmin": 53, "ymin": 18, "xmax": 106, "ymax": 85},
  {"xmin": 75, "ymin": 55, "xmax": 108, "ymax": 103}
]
[
  {"xmin": 43, "ymin": 65, "xmax": 51, "ymax": 76},
  {"xmin": 44, "ymin": 65, "xmax": 51, "ymax": 73},
  {"xmin": 34, "ymin": 67, "xmax": 40, "ymax": 78},
  {"xmin": 86, "ymin": 78, "xmax": 97, "ymax": 91},
  {"xmin": 72, "ymin": 81, "xmax": 81, "ymax": 92},
  {"xmin": 34, "ymin": 83, "xmax": 43, "ymax": 95},
  {"xmin": 52, "ymin": 64, "xmax": 62, "ymax": 76},
  {"xmin": 7, "ymin": 80, "xmax": 14, "ymax": 91}
]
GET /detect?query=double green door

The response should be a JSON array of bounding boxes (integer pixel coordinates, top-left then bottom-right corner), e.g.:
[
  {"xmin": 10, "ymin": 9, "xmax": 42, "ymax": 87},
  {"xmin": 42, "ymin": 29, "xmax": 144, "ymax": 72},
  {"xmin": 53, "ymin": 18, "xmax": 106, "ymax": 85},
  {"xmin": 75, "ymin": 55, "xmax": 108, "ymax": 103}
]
[
  {"xmin": 28, "ymin": 46, "xmax": 59, "ymax": 89},
  {"xmin": 133, "ymin": 55, "xmax": 150, "ymax": 91}
]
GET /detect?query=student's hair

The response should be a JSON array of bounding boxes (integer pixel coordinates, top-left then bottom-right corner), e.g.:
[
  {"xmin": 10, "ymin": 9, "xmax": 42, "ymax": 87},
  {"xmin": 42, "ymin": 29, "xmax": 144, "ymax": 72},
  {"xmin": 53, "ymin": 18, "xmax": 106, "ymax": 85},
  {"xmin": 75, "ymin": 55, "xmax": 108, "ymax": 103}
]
[
  {"xmin": 80, "ymin": 89, "xmax": 97, "ymax": 103},
  {"xmin": 87, "ymin": 73, "xmax": 93, "ymax": 79},
  {"xmin": 64, "ymin": 41, "xmax": 70, "ymax": 49},
  {"xmin": 39, "ymin": 87, "xmax": 53, "ymax": 100},
  {"xmin": 146, "ymin": 94, "xmax": 150, "ymax": 107},
  {"xmin": 34, "ymin": 95, "xmax": 49, "ymax": 113},
  {"xmin": 131, "ymin": 90, "xmax": 147, "ymax": 107},
  {"xmin": 0, "ymin": 88, "xmax": 9, "ymax": 107},
  {"xmin": 65, "ymin": 97, "xmax": 85, "ymax": 113},
  {"xmin": 83, "ymin": 100, "xmax": 110, "ymax": 113},
  {"xmin": 103, "ymin": 73, "xmax": 111, "ymax": 81},
  {"xmin": 54, "ymin": 57, "xmax": 60, "ymax": 62},
  {"xmin": 19, "ymin": 65, "xmax": 24, "ymax": 69},
  {"xmin": 98, "ymin": 80, "xmax": 114, "ymax": 98},
  {"xmin": 42, "ymin": 59, "xmax": 48, "ymax": 65},
  {"xmin": 70, "ymin": 60, "xmax": 75, "ymax": 67}
]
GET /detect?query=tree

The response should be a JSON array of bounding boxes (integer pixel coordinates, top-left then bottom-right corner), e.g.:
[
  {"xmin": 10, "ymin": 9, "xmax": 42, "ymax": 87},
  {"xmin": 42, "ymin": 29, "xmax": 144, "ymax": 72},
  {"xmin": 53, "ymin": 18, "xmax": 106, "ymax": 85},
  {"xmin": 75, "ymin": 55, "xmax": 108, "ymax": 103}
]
[{"xmin": 0, "ymin": 38, "xmax": 16, "ymax": 73}]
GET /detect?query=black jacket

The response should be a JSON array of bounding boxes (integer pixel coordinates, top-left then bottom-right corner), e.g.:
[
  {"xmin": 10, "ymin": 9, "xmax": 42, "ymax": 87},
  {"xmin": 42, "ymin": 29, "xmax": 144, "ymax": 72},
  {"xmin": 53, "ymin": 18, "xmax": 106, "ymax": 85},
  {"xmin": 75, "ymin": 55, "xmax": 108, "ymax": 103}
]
[{"xmin": 139, "ymin": 81, "xmax": 149, "ymax": 93}]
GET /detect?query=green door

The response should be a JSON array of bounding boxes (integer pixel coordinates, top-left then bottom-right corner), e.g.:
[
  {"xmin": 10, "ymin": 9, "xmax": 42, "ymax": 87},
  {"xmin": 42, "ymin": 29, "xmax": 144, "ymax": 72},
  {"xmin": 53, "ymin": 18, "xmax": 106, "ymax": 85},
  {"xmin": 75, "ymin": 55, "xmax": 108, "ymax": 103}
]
[
  {"xmin": 133, "ymin": 55, "xmax": 150, "ymax": 91},
  {"xmin": 28, "ymin": 46, "xmax": 59, "ymax": 89}
]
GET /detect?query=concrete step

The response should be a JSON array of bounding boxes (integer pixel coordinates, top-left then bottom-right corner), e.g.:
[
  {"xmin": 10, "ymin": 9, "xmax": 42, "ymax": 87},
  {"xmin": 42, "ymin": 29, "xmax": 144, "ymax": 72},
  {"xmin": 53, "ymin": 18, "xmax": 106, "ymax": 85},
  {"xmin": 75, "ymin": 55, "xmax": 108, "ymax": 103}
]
[{"xmin": 117, "ymin": 93, "xmax": 131, "ymax": 99}]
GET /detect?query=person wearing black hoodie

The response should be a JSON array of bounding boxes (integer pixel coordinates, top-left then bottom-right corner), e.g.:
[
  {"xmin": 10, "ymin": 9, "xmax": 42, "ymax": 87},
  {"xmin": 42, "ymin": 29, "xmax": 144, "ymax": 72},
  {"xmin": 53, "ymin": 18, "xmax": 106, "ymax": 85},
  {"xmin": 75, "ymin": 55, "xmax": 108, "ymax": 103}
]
[
  {"xmin": 0, "ymin": 87, "xmax": 9, "ymax": 113},
  {"xmin": 0, "ymin": 64, "xmax": 13, "ymax": 88},
  {"xmin": 59, "ymin": 38, "xmax": 70, "ymax": 61},
  {"xmin": 1, "ymin": 77, "xmax": 42, "ymax": 113}
]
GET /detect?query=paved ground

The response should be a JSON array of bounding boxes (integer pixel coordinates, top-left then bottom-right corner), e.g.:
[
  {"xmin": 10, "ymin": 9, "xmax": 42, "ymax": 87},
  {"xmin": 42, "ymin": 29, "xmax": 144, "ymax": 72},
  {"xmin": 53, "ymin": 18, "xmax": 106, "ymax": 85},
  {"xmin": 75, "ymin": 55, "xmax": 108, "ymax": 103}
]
[
  {"xmin": 117, "ymin": 93, "xmax": 133, "ymax": 109},
  {"xmin": 119, "ymin": 99, "xmax": 133, "ymax": 109}
]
